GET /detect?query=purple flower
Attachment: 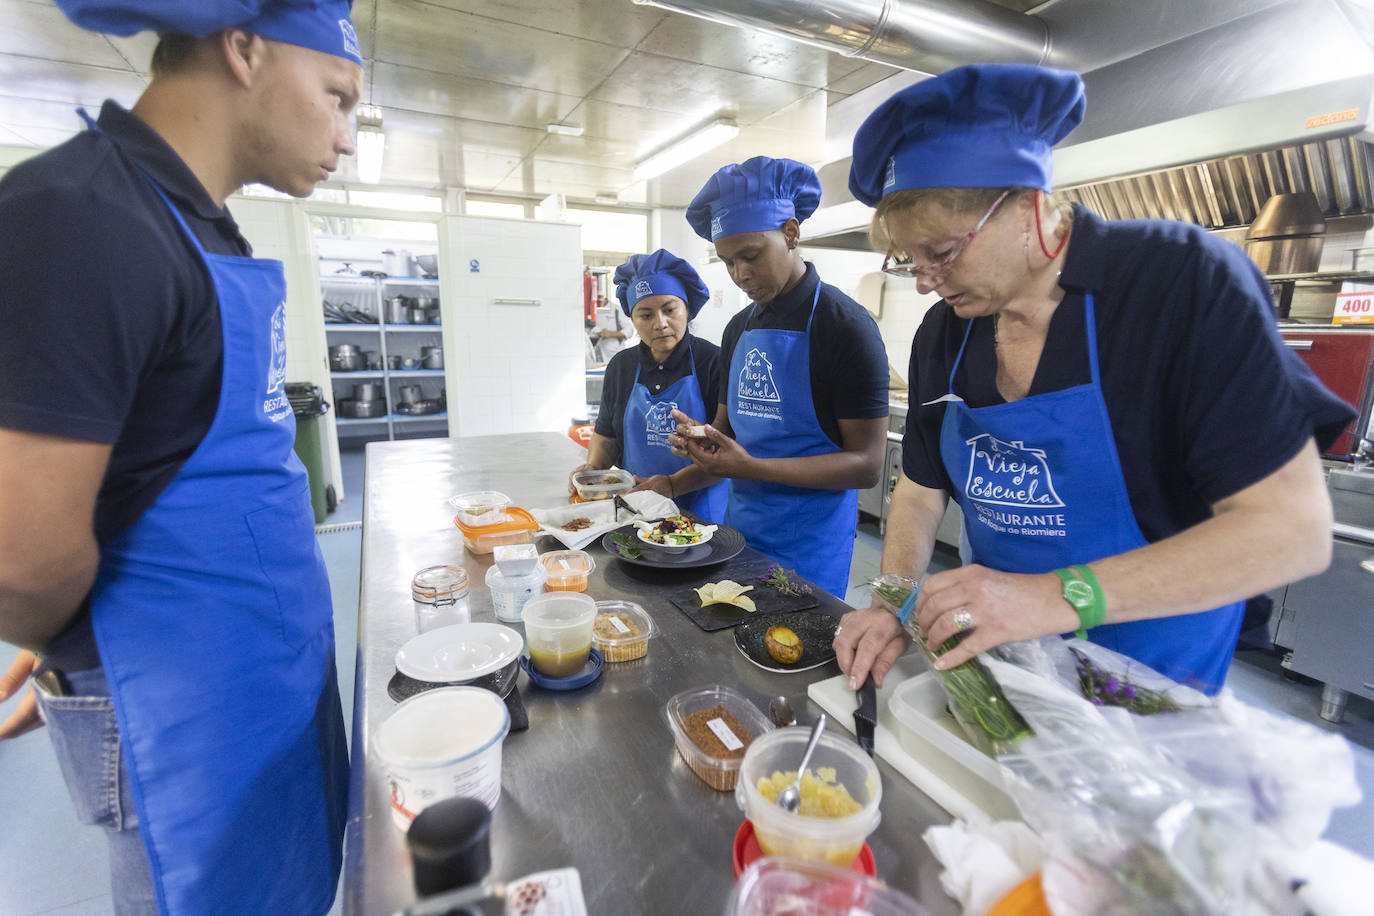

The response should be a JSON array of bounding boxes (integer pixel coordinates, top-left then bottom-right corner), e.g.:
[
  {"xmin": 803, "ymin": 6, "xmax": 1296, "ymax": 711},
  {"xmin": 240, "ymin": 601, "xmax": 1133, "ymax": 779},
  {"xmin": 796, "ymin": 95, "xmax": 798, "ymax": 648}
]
[
  {"xmin": 1123, "ymin": 685, "xmax": 1136, "ymax": 699},
  {"xmin": 1105, "ymin": 678, "xmax": 1120, "ymax": 694},
  {"xmin": 1091, "ymin": 697, "xmax": 1104, "ymax": 705}
]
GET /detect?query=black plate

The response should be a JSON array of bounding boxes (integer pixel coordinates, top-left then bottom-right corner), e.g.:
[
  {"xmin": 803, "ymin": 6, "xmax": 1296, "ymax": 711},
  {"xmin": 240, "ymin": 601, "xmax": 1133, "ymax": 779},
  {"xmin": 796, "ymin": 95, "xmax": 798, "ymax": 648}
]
[
  {"xmin": 734, "ymin": 612, "xmax": 839, "ymax": 673},
  {"xmin": 666, "ymin": 561, "xmax": 821, "ymax": 632},
  {"xmin": 601, "ymin": 524, "xmax": 745, "ymax": 569}
]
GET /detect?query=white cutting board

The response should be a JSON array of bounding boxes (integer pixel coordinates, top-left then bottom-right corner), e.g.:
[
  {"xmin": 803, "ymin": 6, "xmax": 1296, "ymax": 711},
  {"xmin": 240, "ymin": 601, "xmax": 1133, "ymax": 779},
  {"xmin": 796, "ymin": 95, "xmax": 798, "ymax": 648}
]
[{"xmin": 807, "ymin": 653, "xmax": 1020, "ymax": 823}]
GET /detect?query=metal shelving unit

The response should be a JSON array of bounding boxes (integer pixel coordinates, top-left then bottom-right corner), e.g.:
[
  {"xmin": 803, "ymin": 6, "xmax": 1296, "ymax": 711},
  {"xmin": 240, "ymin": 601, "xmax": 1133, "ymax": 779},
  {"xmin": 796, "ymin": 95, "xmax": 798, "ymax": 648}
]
[{"xmin": 323, "ymin": 274, "xmax": 448, "ymax": 440}]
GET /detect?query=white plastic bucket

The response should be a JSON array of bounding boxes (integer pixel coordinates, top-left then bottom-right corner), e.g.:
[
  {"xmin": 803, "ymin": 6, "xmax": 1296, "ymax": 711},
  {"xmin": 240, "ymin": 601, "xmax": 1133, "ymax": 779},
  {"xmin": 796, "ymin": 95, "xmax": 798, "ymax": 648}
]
[{"xmin": 374, "ymin": 686, "xmax": 510, "ymax": 829}]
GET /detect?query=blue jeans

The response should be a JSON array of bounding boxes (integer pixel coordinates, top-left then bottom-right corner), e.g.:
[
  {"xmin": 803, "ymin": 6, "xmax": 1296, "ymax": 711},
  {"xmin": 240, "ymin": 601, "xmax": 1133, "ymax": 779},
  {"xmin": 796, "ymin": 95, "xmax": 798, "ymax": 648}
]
[{"xmin": 35, "ymin": 666, "xmax": 158, "ymax": 915}]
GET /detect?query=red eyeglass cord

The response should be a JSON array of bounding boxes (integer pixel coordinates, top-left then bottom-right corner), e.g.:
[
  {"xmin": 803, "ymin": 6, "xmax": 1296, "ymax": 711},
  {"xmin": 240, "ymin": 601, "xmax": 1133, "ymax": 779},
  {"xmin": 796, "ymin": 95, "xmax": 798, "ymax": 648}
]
[{"xmin": 1035, "ymin": 189, "xmax": 1069, "ymax": 261}]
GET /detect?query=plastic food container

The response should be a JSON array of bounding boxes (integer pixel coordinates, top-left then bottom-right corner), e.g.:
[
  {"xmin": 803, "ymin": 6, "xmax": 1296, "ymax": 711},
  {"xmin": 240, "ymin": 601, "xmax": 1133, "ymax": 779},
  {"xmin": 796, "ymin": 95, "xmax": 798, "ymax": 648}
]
[
  {"xmin": 411, "ymin": 565, "xmax": 471, "ymax": 632},
  {"xmin": 592, "ymin": 600, "xmax": 657, "ymax": 663},
  {"xmin": 726, "ymin": 857, "xmax": 931, "ymax": 916},
  {"xmin": 521, "ymin": 592, "xmax": 597, "ymax": 679},
  {"xmin": 447, "ymin": 491, "xmax": 513, "ymax": 527},
  {"xmin": 538, "ymin": 550, "xmax": 595, "ymax": 591},
  {"xmin": 373, "ymin": 686, "xmax": 510, "ymax": 829},
  {"xmin": 736, "ymin": 728, "xmax": 882, "ymax": 867},
  {"xmin": 665, "ymin": 685, "xmax": 773, "ymax": 792},
  {"xmin": 485, "ymin": 564, "xmax": 547, "ymax": 624},
  {"xmin": 492, "ymin": 543, "xmax": 539, "ymax": 578},
  {"xmin": 569, "ymin": 468, "xmax": 635, "ymax": 501},
  {"xmin": 453, "ymin": 507, "xmax": 538, "ymax": 555},
  {"xmin": 887, "ymin": 672, "xmax": 1018, "ymax": 820}
]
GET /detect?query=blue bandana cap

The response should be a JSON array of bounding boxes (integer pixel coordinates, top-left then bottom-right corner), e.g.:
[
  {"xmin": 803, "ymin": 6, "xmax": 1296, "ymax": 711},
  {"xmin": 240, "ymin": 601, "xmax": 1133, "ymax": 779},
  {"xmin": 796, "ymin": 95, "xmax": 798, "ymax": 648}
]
[
  {"xmin": 614, "ymin": 249, "xmax": 710, "ymax": 318},
  {"xmin": 53, "ymin": 1, "xmax": 362, "ymax": 67},
  {"xmin": 848, "ymin": 64, "xmax": 1085, "ymax": 206},
  {"xmin": 685, "ymin": 156, "xmax": 821, "ymax": 242}
]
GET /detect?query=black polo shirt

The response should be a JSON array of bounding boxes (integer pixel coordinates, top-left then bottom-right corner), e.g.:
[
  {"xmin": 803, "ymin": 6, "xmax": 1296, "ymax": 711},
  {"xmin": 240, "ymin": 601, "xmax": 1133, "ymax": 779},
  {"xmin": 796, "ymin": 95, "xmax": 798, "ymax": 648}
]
[
  {"xmin": 594, "ymin": 332, "xmax": 721, "ymax": 440},
  {"xmin": 902, "ymin": 205, "xmax": 1354, "ymax": 543},
  {"xmin": 718, "ymin": 262, "xmax": 889, "ymax": 447},
  {"xmin": 0, "ymin": 100, "xmax": 246, "ymax": 669}
]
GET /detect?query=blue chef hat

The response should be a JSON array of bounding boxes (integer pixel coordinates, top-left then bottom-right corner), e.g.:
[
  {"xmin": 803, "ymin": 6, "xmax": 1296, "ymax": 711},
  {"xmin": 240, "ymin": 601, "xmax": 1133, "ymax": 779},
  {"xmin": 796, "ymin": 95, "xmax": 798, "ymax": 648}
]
[
  {"xmin": 685, "ymin": 156, "xmax": 821, "ymax": 242},
  {"xmin": 52, "ymin": 1, "xmax": 363, "ymax": 67},
  {"xmin": 848, "ymin": 64, "xmax": 1086, "ymax": 206},
  {"xmin": 614, "ymin": 249, "xmax": 710, "ymax": 318}
]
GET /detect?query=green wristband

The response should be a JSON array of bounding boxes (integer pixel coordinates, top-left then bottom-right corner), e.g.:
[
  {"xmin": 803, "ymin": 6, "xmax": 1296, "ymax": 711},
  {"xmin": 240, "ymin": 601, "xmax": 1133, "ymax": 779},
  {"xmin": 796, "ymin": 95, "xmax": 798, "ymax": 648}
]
[{"xmin": 1053, "ymin": 564, "xmax": 1107, "ymax": 639}]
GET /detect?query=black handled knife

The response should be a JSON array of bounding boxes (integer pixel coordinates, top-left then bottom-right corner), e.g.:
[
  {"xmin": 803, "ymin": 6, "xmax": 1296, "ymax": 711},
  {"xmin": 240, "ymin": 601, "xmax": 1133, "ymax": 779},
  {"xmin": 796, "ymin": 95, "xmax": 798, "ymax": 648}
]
[{"xmin": 854, "ymin": 674, "xmax": 877, "ymax": 757}]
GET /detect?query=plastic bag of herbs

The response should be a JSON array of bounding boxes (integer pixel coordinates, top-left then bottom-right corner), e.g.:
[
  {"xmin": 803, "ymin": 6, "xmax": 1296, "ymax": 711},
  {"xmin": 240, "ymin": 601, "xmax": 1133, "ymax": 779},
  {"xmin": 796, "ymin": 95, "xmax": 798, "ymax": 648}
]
[{"xmin": 868, "ymin": 574, "xmax": 1032, "ymax": 756}]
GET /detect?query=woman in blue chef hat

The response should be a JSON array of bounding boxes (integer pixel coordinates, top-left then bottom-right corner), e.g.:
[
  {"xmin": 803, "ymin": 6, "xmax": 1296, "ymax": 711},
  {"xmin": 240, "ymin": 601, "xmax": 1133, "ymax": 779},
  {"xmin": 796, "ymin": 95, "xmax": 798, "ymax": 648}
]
[
  {"xmin": 0, "ymin": 2, "xmax": 361, "ymax": 913},
  {"xmin": 670, "ymin": 156, "xmax": 891, "ymax": 599},
  {"xmin": 570, "ymin": 249, "xmax": 729, "ymax": 522},
  {"xmin": 833, "ymin": 64, "xmax": 1353, "ymax": 696}
]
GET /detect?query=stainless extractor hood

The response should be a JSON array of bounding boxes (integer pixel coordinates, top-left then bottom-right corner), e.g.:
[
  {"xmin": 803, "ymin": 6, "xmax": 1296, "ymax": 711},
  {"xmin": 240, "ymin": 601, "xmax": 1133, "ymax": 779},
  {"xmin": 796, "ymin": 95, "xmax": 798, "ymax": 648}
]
[{"xmin": 638, "ymin": 0, "xmax": 1374, "ymax": 247}]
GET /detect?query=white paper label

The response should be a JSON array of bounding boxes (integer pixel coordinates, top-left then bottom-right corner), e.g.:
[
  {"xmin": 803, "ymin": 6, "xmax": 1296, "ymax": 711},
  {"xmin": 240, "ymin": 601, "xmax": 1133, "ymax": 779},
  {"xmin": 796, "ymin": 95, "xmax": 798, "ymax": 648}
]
[
  {"xmin": 706, "ymin": 716, "xmax": 743, "ymax": 751},
  {"xmin": 608, "ymin": 615, "xmax": 631, "ymax": 634},
  {"xmin": 1335, "ymin": 283, "xmax": 1374, "ymax": 324}
]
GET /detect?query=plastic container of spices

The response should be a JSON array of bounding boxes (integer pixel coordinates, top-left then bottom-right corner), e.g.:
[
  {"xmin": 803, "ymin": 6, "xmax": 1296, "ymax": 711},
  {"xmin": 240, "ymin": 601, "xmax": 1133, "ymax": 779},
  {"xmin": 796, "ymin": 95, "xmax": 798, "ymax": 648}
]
[
  {"xmin": 411, "ymin": 566, "xmax": 471, "ymax": 632},
  {"xmin": 485, "ymin": 564, "xmax": 547, "ymax": 623},
  {"xmin": 453, "ymin": 507, "xmax": 538, "ymax": 555},
  {"xmin": 591, "ymin": 600, "xmax": 657, "ymax": 663},
  {"xmin": 538, "ymin": 549, "xmax": 595, "ymax": 592},
  {"xmin": 665, "ymin": 685, "xmax": 774, "ymax": 791}
]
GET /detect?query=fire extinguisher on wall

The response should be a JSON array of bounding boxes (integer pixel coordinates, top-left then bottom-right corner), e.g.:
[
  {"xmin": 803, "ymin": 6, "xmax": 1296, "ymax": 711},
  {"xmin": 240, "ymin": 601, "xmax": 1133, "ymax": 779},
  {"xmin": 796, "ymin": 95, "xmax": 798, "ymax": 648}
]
[{"xmin": 583, "ymin": 270, "xmax": 596, "ymax": 323}]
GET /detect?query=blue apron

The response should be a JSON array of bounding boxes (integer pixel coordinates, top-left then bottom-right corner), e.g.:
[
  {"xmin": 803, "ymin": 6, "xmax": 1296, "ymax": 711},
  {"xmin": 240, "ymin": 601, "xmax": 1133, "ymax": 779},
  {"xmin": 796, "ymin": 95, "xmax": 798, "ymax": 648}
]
[
  {"xmin": 726, "ymin": 285, "xmax": 857, "ymax": 597},
  {"xmin": 621, "ymin": 339, "xmax": 728, "ymax": 523},
  {"xmin": 85, "ymin": 147, "xmax": 347, "ymax": 912},
  {"xmin": 938, "ymin": 293, "xmax": 1243, "ymax": 693}
]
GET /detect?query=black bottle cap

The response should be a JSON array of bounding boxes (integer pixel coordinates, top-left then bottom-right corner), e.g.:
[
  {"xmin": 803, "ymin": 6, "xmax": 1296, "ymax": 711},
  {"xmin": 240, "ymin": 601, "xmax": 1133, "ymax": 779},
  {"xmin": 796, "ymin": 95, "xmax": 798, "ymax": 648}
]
[{"xmin": 407, "ymin": 797, "xmax": 493, "ymax": 897}]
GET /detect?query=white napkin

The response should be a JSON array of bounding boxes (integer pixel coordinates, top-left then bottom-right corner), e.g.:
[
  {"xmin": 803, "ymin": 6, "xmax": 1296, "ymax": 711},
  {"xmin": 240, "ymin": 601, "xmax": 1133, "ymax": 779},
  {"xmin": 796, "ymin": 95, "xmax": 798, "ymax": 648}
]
[
  {"xmin": 530, "ymin": 490, "xmax": 679, "ymax": 551},
  {"xmin": 923, "ymin": 819, "xmax": 1046, "ymax": 916}
]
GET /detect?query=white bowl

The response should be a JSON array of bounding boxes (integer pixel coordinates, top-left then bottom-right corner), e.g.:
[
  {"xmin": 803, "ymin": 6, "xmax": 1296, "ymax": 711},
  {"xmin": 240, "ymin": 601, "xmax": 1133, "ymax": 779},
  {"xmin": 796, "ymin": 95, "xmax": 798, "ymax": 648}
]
[
  {"xmin": 395, "ymin": 622, "xmax": 523, "ymax": 683},
  {"xmin": 635, "ymin": 520, "xmax": 715, "ymax": 555}
]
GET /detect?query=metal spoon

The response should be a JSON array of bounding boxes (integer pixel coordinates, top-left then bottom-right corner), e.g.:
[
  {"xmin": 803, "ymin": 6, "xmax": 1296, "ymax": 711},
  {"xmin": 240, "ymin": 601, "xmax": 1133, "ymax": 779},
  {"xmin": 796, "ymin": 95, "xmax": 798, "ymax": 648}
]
[
  {"xmin": 776, "ymin": 714, "xmax": 827, "ymax": 814},
  {"xmin": 768, "ymin": 695, "xmax": 797, "ymax": 728}
]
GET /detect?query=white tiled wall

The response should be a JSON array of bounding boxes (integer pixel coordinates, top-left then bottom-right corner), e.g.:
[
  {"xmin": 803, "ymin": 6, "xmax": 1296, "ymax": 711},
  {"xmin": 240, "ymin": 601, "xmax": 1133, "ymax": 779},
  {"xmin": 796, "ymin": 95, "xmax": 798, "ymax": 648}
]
[{"xmin": 441, "ymin": 216, "xmax": 584, "ymax": 437}]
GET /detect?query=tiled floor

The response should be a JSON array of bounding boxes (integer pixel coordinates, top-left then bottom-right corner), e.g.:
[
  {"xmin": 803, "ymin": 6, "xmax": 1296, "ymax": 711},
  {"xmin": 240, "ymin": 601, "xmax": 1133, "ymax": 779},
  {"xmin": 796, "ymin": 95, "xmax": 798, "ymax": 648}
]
[{"xmin": 1, "ymin": 447, "xmax": 1370, "ymax": 914}]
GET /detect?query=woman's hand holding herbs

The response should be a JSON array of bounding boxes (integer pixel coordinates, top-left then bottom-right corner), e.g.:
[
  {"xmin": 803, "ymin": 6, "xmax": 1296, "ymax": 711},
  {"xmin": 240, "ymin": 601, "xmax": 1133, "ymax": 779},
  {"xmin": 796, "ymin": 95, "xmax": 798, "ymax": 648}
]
[
  {"xmin": 913, "ymin": 564, "xmax": 1079, "ymax": 670},
  {"xmin": 833, "ymin": 603, "xmax": 911, "ymax": 690}
]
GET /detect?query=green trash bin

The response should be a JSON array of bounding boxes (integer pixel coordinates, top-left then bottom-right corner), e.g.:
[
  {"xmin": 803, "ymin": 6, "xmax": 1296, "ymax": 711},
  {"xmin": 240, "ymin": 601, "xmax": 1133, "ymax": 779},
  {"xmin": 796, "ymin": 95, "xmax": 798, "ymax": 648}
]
[{"xmin": 288, "ymin": 383, "xmax": 330, "ymax": 524}]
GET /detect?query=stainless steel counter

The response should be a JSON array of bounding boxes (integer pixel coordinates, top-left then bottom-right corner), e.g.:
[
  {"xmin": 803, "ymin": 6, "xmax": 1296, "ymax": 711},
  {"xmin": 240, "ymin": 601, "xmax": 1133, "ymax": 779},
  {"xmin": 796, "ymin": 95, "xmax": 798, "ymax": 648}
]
[{"xmin": 344, "ymin": 433, "xmax": 957, "ymax": 915}]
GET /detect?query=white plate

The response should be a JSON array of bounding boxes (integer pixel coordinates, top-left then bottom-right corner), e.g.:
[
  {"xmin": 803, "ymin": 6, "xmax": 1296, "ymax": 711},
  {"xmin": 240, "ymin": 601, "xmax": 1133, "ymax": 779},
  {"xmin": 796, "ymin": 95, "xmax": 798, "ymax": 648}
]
[
  {"xmin": 395, "ymin": 622, "xmax": 524, "ymax": 683},
  {"xmin": 634, "ymin": 520, "xmax": 715, "ymax": 554}
]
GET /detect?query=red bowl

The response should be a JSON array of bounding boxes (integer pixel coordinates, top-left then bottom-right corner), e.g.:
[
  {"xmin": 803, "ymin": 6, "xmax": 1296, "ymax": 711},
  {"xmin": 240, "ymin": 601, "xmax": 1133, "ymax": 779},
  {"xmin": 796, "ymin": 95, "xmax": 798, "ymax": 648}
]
[{"xmin": 732, "ymin": 819, "xmax": 876, "ymax": 878}]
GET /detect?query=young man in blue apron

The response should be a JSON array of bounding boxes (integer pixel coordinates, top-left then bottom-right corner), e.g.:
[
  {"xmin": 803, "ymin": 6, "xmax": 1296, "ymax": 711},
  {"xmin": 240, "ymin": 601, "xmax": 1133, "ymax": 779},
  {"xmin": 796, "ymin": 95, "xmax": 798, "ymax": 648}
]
[
  {"xmin": 832, "ymin": 65, "xmax": 1351, "ymax": 694},
  {"xmin": 672, "ymin": 157, "xmax": 890, "ymax": 598},
  {"xmin": 0, "ymin": 3, "xmax": 362, "ymax": 912},
  {"xmin": 574, "ymin": 249, "xmax": 728, "ymax": 522}
]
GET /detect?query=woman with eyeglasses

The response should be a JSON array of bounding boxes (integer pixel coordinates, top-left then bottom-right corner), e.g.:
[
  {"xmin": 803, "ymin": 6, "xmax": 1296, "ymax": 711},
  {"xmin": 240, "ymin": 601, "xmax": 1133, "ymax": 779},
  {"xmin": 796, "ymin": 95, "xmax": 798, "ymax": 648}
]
[
  {"xmin": 668, "ymin": 156, "xmax": 890, "ymax": 598},
  {"xmin": 833, "ymin": 64, "xmax": 1353, "ymax": 694}
]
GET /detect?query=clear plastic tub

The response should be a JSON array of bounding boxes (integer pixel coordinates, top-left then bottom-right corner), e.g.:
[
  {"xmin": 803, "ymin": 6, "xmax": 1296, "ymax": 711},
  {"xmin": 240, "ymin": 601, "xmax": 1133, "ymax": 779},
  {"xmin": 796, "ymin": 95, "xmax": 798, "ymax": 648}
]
[
  {"xmin": 726, "ymin": 857, "xmax": 931, "ymax": 916},
  {"xmin": 448, "ymin": 491, "xmax": 513, "ymax": 527},
  {"xmin": 538, "ymin": 549, "xmax": 595, "ymax": 591},
  {"xmin": 492, "ymin": 543, "xmax": 539, "ymax": 578},
  {"xmin": 887, "ymin": 672, "xmax": 1018, "ymax": 820},
  {"xmin": 485, "ymin": 564, "xmax": 547, "ymax": 624},
  {"xmin": 592, "ymin": 600, "xmax": 657, "ymax": 663},
  {"xmin": 736, "ymin": 728, "xmax": 882, "ymax": 867},
  {"xmin": 521, "ymin": 591, "xmax": 597, "ymax": 679},
  {"xmin": 665, "ymin": 685, "xmax": 773, "ymax": 792},
  {"xmin": 570, "ymin": 468, "xmax": 635, "ymax": 501},
  {"xmin": 453, "ymin": 507, "xmax": 538, "ymax": 555}
]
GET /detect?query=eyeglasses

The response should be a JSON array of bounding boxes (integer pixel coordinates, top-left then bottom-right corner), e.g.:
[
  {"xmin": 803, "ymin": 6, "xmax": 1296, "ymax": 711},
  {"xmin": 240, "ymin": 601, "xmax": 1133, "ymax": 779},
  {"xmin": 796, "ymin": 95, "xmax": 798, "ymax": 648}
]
[{"xmin": 882, "ymin": 189, "xmax": 1011, "ymax": 279}]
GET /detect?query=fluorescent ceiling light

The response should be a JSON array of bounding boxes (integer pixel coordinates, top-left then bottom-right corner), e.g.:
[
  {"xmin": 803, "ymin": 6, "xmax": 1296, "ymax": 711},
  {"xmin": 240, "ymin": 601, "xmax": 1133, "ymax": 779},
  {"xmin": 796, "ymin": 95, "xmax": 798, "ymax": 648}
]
[
  {"xmin": 546, "ymin": 123, "xmax": 584, "ymax": 137},
  {"xmin": 355, "ymin": 104, "xmax": 384, "ymax": 184},
  {"xmin": 634, "ymin": 117, "xmax": 739, "ymax": 181}
]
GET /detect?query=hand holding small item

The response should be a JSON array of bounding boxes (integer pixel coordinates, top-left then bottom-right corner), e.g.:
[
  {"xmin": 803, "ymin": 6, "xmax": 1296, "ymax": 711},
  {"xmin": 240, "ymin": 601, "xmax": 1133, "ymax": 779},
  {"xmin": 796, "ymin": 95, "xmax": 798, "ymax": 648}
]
[
  {"xmin": 0, "ymin": 650, "xmax": 42, "ymax": 740},
  {"xmin": 669, "ymin": 408, "xmax": 756, "ymax": 477}
]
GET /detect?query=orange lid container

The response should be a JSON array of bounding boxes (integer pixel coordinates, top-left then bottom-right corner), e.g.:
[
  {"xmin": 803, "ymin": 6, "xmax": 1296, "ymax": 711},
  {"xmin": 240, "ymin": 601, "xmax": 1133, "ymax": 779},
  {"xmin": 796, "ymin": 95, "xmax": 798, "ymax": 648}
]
[
  {"xmin": 987, "ymin": 872, "xmax": 1051, "ymax": 916},
  {"xmin": 453, "ymin": 506, "xmax": 538, "ymax": 555}
]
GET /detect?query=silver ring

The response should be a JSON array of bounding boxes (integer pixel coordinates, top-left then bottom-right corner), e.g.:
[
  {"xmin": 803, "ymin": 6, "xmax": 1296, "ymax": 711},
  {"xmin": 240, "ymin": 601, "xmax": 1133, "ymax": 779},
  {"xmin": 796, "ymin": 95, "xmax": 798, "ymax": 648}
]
[
  {"xmin": 833, "ymin": 625, "xmax": 844, "ymax": 637},
  {"xmin": 953, "ymin": 608, "xmax": 974, "ymax": 632}
]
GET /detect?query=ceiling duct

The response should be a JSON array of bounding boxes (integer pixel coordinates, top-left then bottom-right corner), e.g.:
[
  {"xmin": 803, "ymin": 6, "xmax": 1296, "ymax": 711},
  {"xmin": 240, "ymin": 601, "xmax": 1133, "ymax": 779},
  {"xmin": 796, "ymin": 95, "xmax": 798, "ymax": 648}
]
[{"xmin": 638, "ymin": 0, "xmax": 1374, "ymax": 247}]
